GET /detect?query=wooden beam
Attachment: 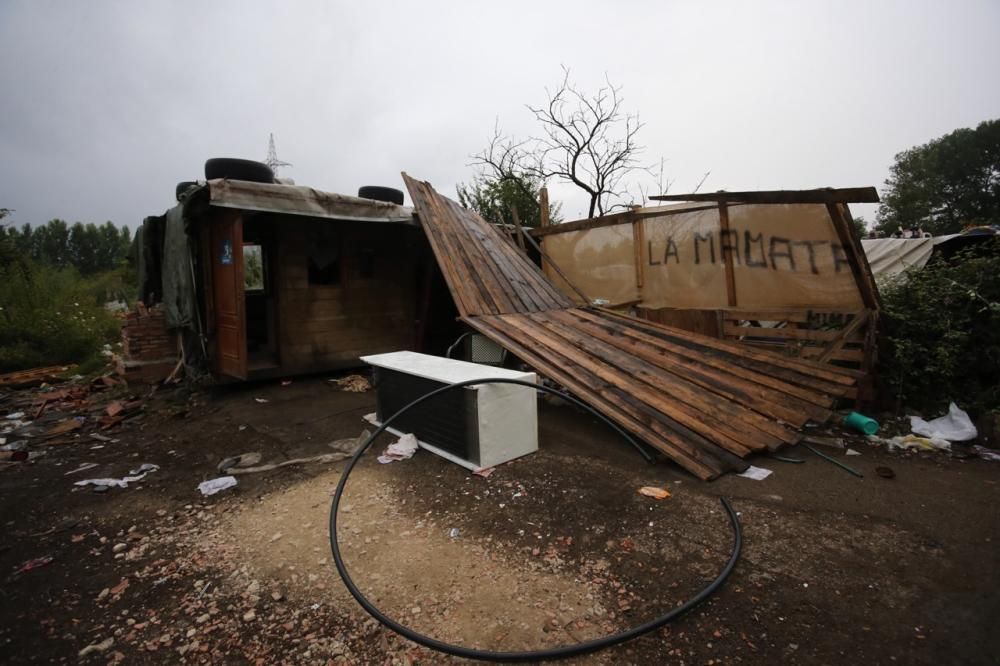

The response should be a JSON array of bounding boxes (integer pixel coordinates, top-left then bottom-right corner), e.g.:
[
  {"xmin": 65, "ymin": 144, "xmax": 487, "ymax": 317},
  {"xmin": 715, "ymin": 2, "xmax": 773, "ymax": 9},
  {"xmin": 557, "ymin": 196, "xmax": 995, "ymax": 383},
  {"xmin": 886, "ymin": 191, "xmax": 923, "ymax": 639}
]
[
  {"xmin": 539, "ymin": 186, "xmax": 551, "ymax": 228},
  {"xmin": 817, "ymin": 311, "xmax": 869, "ymax": 363},
  {"xmin": 509, "ymin": 204, "xmax": 526, "ymax": 251},
  {"xmin": 529, "ymin": 204, "xmax": 718, "ymax": 238},
  {"xmin": 632, "ymin": 219, "xmax": 645, "ymax": 290},
  {"xmin": 826, "ymin": 203, "xmax": 880, "ymax": 310},
  {"xmin": 717, "ymin": 202, "xmax": 737, "ymax": 307},
  {"xmin": 650, "ymin": 187, "xmax": 880, "ymax": 205}
]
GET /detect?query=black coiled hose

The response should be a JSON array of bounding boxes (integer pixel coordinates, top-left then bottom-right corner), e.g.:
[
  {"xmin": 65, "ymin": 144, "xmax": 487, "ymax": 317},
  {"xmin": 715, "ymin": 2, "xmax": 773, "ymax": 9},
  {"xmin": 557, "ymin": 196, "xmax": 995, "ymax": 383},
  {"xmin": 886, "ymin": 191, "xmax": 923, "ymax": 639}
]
[{"xmin": 329, "ymin": 377, "xmax": 743, "ymax": 662}]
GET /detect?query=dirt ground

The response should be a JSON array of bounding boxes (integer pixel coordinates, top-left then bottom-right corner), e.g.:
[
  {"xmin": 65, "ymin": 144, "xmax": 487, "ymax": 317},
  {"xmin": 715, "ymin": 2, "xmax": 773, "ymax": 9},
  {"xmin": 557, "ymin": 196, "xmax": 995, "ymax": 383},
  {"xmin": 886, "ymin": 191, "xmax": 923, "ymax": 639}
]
[{"xmin": 1, "ymin": 373, "xmax": 998, "ymax": 665}]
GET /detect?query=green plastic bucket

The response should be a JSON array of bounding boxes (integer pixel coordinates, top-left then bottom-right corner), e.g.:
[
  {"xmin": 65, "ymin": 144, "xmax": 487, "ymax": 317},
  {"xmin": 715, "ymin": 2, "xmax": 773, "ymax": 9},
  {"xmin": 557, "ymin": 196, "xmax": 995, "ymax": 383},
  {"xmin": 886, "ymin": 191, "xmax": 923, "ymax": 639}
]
[{"xmin": 843, "ymin": 411, "xmax": 879, "ymax": 435}]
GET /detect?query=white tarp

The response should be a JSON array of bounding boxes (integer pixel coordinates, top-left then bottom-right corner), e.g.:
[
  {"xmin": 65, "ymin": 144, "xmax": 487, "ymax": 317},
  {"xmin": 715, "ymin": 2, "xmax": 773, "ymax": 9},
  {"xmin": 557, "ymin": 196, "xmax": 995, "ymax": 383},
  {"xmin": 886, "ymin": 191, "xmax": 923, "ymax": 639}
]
[{"xmin": 861, "ymin": 236, "xmax": 958, "ymax": 280}]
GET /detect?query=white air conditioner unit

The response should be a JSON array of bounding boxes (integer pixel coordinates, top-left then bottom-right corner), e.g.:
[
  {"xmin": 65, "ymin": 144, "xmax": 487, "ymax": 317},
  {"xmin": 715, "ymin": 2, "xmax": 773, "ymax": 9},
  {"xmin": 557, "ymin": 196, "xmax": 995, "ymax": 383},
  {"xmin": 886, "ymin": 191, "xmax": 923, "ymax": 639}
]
[{"xmin": 360, "ymin": 351, "xmax": 538, "ymax": 471}]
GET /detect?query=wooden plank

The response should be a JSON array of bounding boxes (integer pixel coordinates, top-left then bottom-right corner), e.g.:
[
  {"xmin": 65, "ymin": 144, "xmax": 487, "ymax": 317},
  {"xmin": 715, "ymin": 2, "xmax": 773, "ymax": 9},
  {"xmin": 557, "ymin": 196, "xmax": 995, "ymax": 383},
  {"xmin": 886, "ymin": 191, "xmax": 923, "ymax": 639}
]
[
  {"xmin": 595, "ymin": 308, "xmax": 857, "ymax": 388},
  {"xmin": 509, "ymin": 204, "xmax": 527, "ymax": 251},
  {"xmin": 461, "ymin": 316, "xmax": 726, "ymax": 479},
  {"xmin": 539, "ymin": 186, "xmax": 550, "ymax": 228},
  {"xmin": 557, "ymin": 309, "xmax": 831, "ymax": 425},
  {"xmin": 529, "ymin": 204, "xmax": 718, "ymax": 238},
  {"xmin": 717, "ymin": 202, "xmax": 737, "ymax": 307},
  {"xmin": 651, "ymin": 187, "xmax": 880, "ymax": 205},
  {"xmin": 515, "ymin": 222, "xmax": 592, "ymax": 306},
  {"xmin": 423, "ymin": 186, "xmax": 507, "ymax": 315},
  {"xmin": 826, "ymin": 202, "xmax": 879, "ymax": 310},
  {"xmin": 836, "ymin": 203, "xmax": 882, "ymax": 309},
  {"xmin": 817, "ymin": 311, "xmax": 870, "ymax": 363},
  {"xmin": 723, "ymin": 323, "xmax": 863, "ymax": 343},
  {"xmin": 723, "ymin": 309, "xmax": 863, "ymax": 324},
  {"xmin": 632, "ymin": 219, "xmax": 645, "ymax": 290},
  {"xmin": 404, "ymin": 179, "xmax": 475, "ymax": 317},
  {"xmin": 636, "ymin": 307, "xmax": 721, "ymax": 338},
  {"xmin": 535, "ymin": 311, "xmax": 794, "ymax": 448}
]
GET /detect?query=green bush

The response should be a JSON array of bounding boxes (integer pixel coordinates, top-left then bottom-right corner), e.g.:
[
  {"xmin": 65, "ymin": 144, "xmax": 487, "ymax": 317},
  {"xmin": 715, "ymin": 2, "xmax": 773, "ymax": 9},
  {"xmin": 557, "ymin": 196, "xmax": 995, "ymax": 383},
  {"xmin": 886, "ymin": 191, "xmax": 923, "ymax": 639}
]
[
  {"xmin": 0, "ymin": 260, "xmax": 124, "ymax": 373},
  {"xmin": 878, "ymin": 239, "xmax": 1000, "ymax": 414}
]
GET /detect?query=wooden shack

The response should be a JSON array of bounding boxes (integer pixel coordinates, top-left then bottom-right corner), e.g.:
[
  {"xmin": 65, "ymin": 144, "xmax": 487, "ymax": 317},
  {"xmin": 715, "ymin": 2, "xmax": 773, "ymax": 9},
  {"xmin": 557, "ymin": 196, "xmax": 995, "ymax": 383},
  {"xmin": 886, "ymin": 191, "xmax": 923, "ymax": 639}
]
[
  {"xmin": 529, "ymin": 188, "xmax": 881, "ymax": 393},
  {"xmin": 136, "ymin": 179, "xmax": 457, "ymax": 381}
]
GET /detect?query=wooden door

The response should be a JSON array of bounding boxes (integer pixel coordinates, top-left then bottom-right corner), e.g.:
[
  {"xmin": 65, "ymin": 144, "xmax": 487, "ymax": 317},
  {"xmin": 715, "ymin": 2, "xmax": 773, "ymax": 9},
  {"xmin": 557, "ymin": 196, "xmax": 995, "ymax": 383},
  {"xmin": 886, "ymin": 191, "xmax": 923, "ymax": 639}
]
[{"xmin": 210, "ymin": 210, "xmax": 248, "ymax": 379}]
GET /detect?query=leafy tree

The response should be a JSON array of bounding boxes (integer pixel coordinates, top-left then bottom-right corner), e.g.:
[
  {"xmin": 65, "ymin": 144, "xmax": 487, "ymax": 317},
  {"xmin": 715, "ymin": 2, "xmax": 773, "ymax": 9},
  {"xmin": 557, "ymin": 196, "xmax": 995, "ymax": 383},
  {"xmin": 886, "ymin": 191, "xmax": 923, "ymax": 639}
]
[
  {"xmin": 876, "ymin": 119, "xmax": 1000, "ymax": 236},
  {"xmin": 2, "ymin": 219, "xmax": 132, "ymax": 274},
  {"xmin": 457, "ymin": 174, "xmax": 561, "ymax": 229},
  {"xmin": 879, "ymin": 239, "xmax": 1000, "ymax": 414}
]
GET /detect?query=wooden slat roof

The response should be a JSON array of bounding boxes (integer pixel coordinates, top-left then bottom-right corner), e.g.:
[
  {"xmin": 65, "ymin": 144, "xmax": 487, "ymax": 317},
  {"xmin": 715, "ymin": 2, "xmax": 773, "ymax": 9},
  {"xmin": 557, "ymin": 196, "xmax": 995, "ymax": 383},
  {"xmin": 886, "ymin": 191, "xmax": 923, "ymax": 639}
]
[
  {"xmin": 403, "ymin": 174, "xmax": 858, "ymax": 479},
  {"xmin": 403, "ymin": 174, "xmax": 580, "ymax": 317}
]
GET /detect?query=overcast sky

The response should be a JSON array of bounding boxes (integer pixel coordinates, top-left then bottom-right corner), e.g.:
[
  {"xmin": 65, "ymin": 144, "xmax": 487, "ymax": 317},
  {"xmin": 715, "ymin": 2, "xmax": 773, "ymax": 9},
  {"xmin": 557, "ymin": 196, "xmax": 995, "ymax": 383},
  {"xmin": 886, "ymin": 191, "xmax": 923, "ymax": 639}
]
[{"xmin": 1, "ymin": 0, "xmax": 998, "ymax": 230}]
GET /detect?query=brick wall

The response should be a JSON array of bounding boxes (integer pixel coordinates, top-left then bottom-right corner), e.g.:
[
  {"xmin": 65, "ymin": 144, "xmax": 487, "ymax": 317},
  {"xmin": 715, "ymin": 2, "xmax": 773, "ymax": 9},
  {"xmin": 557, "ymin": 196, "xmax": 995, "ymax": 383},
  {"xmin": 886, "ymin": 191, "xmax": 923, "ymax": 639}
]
[{"xmin": 117, "ymin": 303, "xmax": 178, "ymax": 384}]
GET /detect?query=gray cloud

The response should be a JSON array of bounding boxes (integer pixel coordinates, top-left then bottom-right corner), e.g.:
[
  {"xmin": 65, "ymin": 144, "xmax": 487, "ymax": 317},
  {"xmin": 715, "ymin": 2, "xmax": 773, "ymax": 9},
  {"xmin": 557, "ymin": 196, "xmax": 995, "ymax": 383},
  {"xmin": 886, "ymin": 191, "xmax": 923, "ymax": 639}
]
[{"xmin": 1, "ymin": 0, "xmax": 998, "ymax": 229}]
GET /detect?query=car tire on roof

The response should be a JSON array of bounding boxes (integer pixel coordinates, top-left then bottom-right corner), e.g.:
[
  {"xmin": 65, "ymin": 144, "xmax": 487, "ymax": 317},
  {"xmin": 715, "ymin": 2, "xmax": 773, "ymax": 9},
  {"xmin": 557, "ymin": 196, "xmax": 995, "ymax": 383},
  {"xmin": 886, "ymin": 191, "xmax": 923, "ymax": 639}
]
[
  {"xmin": 358, "ymin": 185, "xmax": 405, "ymax": 206},
  {"xmin": 176, "ymin": 181, "xmax": 198, "ymax": 201},
  {"xmin": 204, "ymin": 158, "xmax": 275, "ymax": 183}
]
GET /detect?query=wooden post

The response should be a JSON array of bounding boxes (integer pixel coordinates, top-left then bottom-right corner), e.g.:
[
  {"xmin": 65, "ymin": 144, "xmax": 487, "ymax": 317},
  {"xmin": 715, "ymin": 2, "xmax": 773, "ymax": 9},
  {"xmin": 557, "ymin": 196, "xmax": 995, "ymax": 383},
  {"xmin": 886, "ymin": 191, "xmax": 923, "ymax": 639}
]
[
  {"xmin": 631, "ymin": 212, "xmax": 644, "ymax": 291},
  {"xmin": 539, "ymin": 186, "xmax": 551, "ymax": 228},
  {"xmin": 718, "ymin": 202, "xmax": 738, "ymax": 307},
  {"xmin": 509, "ymin": 205, "xmax": 527, "ymax": 251}
]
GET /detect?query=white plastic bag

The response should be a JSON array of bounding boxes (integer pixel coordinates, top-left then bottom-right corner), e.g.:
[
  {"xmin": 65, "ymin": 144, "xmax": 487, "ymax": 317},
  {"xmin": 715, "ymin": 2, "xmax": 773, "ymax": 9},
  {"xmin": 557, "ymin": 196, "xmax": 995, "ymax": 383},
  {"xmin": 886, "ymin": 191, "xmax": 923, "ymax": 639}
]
[
  {"xmin": 910, "ymin": 402, "xmax": 978, "ymax": 442},
  {"xmin": 377, "ymin": 433, "xmax": 419, "ymax": 464},
  {"xmin": 198, "ymin": 476, "xmax": 238, "ymax": 496}
]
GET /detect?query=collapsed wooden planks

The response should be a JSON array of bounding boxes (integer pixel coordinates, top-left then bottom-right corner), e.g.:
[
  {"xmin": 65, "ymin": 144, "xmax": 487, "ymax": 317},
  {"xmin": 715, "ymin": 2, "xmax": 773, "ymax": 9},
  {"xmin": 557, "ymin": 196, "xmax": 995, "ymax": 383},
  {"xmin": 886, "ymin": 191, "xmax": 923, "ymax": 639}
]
[
  {"xmin": 466, "ymin": 309, "xmax": 856, "ymax": 479},
  {"xmin": 403, "ymin": 174, "xmax": 859, "ymax": 479},
  {"xmin": 403, "ymin": 173, "xmax": 580, "ymax": 316}
]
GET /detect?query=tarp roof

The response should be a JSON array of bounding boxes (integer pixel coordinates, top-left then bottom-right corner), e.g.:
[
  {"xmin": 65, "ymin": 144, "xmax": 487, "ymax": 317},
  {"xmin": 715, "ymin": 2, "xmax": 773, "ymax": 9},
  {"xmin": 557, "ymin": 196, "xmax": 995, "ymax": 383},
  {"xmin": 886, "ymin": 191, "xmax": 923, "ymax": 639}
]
[{"xmin": 185, "ymin": 179, "xmax": 416, "ymax": 225}]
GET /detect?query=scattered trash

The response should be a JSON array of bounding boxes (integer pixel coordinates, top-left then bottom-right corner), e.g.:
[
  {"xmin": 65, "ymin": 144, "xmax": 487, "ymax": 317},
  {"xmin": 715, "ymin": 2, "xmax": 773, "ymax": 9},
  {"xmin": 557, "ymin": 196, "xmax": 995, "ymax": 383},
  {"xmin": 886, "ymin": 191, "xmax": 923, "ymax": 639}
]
[
  {"xmin": 75, "ymin": 464, "xmax": 159, "ymax": 489},
  {"xmin": 846, "ymin": 448, "xmax": 862, "ymax": 456},
  {"xmin": 78, "ymin": 637, "xmax": 114, "ymax": 658},
  {"xmin": 875, "ymin": 466, "xmax": 896, "ymax": 479},
  {"xmin": 217, "ymin": 451, "xmax": 263, "ymax": 473},
  {"xmin": 472, "ymin": 467, "xmax": 495, "ymax": 478},
  {"xmin": 910, "ymin": 402, "xmax": 978, "ymax": 442},
  {"xmin": 1, "ymin": 439, "xmax": 28, "ymax": 451},
  {"xmin": 91, "ymin": 485, "xmax": 110, "ymax": 493},
  {"xmin": 254, "ymin": 397, "xmax": 269, "ymax": 404},
  {"xmin": 843, "ymin": 411, "xmax": 880, "ymax": 435},
  {"xmin": 377, "ymin": 433, "xmax": 418, "ymax": 464},
  {"xmin": 803, "ymin": 443, "xmax": 863, "ymax": 478},
  {"xmin": 326, "ymin": 430, "xmax": 370, "ymax": 455},
  {"xmin": 770, "ymin": 454, "xmax": 805, "ymax": 464},
  {"xmin": 802, "ymin": 435, "xmax": 845, "ymax": 450},
  {"xmin": 280, "ymin": 380, "xmax": 292, "ymax": 386},
  {"xmin": 972, "ymin": 445, "xmax": 1000, "ymax": 462},
  {"xmin": 449, "ymin": 528, "xmax": 460, "ymax": 538},
  {"xmin": 198, "ymin": 476, "xmax": 238, "ymax": 496},
  {"xmin": 63, "ymin": 462, "xmax": 100, "ymax": 476},
  {"xmin": 638, "ymin": 486, "xmax": 671, "ymax": 500},
  {"xmin": 14, "ymin": 555, "xmax": 54, "ymax": 575},
  {"xmin": 226, "ymin": 452, "xmax": 351, "ymax": 475},
  {"xmin": 331, "ymin": 375, "xmax": 371, "ymax": 392},
  {"xmin": 737, "ymin": 465, "xmax": 773, "ymax": 481},
  {"xmin": 89, "ymin": 433, "xmax": 112, "ymax": 442},
  {"xmin": 129, "ymin": 463, "xmax": 158, "ymax": 475},
  {"xmin": 871, "ymin": 434, "xmax": 952, "ymax": 453},
  {"xmin": 4, "ymin": 412, "xmax": 25, "ymax": 420}
]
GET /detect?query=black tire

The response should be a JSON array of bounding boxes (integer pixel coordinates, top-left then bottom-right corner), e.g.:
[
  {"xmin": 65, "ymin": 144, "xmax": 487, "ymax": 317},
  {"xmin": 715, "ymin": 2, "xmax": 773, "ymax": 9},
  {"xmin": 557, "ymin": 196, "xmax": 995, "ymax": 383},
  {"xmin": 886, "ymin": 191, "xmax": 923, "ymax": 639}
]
[
  {"xmin": 357, "ymin": 185, "xmax": 404, "ymax": 206},
  {"xmin": 204, "ymin": 158, "xmax": 275, "ymax": 183},
  {"xmin": 175, "ymin": 181, "xmax": 198, "ymax": 201}
]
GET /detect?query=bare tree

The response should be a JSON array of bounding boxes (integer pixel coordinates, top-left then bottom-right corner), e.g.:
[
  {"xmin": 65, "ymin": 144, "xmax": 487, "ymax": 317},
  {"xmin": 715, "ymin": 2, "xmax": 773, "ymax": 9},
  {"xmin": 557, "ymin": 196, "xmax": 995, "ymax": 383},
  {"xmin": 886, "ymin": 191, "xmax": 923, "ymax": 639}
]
[{"xmin": 474, "ymin": 67, "xmax": 650, "ymax": 218}]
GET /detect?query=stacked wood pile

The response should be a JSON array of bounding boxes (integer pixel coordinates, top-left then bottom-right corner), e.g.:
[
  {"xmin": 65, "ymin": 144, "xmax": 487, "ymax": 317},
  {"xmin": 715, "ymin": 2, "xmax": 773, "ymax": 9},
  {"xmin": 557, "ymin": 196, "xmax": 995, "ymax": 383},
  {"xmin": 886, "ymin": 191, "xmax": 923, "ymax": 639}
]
[{"xmin": 403, "ymin": 174, "xmax": 859, "ymax": 479}]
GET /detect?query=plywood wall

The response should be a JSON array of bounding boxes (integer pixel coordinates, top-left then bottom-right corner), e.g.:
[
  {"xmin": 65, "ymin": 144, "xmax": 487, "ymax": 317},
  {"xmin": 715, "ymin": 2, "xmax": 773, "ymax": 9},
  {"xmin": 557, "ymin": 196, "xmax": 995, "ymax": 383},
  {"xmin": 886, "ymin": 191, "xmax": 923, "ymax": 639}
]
[{"xmin": 275, "ymin": 217, "xmax": 420, "ymax": 372}]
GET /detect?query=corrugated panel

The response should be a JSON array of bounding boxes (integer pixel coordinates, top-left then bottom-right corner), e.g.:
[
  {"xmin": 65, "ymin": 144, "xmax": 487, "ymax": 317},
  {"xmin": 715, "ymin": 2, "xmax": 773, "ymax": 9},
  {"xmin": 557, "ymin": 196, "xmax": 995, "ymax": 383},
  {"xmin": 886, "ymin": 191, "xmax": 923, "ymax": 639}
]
[
  {"xmin": 403, "ymin": 174, "xmax": 858, "ymax": 479},
  {"xmin": 205, "ymin": 179, "xmax": 416, "ymax": 224},
  {"xmin": 403, "ymin": 174, "xmax": 580, "ymax": 317}
]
